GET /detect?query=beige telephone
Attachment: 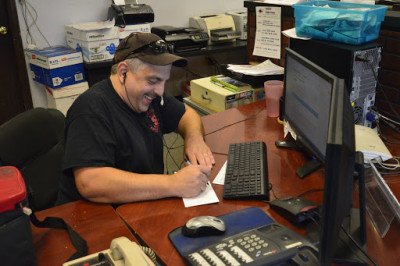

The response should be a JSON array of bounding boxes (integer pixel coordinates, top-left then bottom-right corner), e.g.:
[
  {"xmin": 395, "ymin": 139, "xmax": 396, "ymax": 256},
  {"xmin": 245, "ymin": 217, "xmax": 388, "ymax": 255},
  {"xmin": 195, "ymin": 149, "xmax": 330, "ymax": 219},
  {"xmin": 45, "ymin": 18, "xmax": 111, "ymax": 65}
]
[{"xmin": 63, "ymin": 237, "xmax": 155, "ymax": 266}]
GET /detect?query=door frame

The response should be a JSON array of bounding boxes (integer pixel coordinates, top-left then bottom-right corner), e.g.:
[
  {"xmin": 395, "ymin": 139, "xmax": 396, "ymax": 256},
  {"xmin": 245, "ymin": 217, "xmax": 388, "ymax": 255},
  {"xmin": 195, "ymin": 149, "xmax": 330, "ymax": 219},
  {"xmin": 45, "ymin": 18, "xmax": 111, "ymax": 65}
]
[{"xmin": 5, "ymin": 0, "xmax": 33, "ymax": 111}]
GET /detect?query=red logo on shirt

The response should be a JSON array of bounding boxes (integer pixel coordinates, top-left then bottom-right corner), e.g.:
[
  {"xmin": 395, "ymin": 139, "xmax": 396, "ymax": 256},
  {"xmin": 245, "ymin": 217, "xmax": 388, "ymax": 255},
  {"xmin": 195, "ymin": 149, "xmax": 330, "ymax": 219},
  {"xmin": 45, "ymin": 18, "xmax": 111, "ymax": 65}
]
[{"xmin": 147, "ymin": 108, "xmax": 159, "ymax": 133}]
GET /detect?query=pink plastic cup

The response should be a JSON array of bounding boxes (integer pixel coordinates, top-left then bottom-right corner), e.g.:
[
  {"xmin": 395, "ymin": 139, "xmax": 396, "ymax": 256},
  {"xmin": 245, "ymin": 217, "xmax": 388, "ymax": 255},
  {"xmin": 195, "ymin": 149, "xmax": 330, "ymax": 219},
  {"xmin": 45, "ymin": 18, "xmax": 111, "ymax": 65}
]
[{"xmin": 264, "ymin": 80, "xmax": 284, "ymax": 117}]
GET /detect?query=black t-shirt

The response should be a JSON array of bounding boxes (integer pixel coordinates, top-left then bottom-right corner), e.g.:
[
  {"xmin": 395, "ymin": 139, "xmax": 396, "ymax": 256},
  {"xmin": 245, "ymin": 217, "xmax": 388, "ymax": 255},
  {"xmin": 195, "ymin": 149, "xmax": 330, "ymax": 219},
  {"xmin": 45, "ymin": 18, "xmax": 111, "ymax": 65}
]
[{"xmin": 56, "ymin": 78, "xmax": 185, "ymax": 204}]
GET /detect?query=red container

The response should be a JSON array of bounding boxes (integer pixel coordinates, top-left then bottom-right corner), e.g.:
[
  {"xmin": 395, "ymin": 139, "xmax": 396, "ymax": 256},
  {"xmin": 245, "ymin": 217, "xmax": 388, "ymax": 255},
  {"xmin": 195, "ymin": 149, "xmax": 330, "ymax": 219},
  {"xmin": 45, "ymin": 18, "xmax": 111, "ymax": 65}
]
[{"xmin": 0, "ymin": 166, "xmax": 26, "ymax": 213}]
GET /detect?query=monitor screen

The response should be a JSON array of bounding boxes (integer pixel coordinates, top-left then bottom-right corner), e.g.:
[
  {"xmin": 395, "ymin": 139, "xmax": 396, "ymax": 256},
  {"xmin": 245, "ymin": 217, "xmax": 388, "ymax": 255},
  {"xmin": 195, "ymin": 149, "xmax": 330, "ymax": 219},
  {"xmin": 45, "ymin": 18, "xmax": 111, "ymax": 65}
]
[{"xmin": 284, "ymin": 48, "xmax": 336, "ymax": 161}]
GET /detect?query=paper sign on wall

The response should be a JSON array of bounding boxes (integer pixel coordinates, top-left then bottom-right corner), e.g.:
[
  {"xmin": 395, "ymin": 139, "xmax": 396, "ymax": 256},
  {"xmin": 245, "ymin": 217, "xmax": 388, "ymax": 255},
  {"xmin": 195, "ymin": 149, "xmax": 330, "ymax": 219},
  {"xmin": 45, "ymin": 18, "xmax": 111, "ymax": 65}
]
[{"xmin": 253, "ymin": 6, "xmax": 281, "ymax": 59}]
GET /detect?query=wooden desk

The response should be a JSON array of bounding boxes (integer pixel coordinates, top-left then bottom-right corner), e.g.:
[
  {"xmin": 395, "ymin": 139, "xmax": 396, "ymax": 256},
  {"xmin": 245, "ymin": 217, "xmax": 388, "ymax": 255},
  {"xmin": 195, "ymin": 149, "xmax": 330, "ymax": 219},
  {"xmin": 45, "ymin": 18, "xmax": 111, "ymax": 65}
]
[
  {"xmin": 32, "ymin": 200, "xmax": 137, "ymax": 265},
  {"xmin": 116, "ymin": 101, "xmax": 400, "ymax": 265}
]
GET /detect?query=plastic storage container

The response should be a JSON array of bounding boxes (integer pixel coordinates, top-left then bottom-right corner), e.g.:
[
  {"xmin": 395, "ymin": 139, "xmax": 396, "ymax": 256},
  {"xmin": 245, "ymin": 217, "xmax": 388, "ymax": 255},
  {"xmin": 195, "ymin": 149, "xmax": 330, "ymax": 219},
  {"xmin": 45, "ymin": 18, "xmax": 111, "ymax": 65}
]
[{"xmin": 293, "ymin": 1, "xmax": 388, "ymax": 45}]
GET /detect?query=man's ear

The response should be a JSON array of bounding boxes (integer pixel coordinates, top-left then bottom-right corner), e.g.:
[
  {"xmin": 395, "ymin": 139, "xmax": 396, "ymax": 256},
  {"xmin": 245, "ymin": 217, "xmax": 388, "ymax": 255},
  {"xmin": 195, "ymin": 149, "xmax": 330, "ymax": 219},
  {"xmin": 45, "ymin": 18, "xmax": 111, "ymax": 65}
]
[{"xmin": 117, "ymin": 62, "xmax": 129, "ymax": 83}]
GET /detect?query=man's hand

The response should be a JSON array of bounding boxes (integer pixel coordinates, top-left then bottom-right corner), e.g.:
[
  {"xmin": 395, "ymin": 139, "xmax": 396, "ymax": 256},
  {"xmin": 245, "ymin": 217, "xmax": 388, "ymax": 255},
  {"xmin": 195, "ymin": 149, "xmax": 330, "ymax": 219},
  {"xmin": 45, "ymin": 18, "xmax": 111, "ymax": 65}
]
[
  {"xmin": 184, "ymin": 134, "xmax": 215, "ymax": 168},
  {"xmin": 172, "ymin": 164, "xmax": 211, "ymax": 198},
  {"xmin": 178, "ymin": 104, "xmax": 215, "ymax": 168}
]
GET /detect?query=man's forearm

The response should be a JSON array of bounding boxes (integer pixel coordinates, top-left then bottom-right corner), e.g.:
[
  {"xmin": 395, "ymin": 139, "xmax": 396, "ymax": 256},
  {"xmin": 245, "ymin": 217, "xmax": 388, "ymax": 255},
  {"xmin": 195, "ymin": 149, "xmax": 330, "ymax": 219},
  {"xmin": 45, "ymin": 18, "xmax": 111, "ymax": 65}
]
[
  {"xmin": 74, "ymin": 167, "xmax": 175, "ymax": 203},
  {"xmin": 73, "ymin": 164, "xmax": 211, "ymax": 204},
  {"xmin": 178, "ymin": 104, "xmax": 205, "ymax": 140}
]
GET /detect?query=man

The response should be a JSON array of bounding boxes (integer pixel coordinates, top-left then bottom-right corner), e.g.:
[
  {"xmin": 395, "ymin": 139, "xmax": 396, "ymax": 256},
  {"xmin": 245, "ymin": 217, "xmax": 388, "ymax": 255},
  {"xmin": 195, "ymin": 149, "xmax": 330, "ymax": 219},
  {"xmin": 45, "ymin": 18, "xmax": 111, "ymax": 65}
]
[{"xmin": 57, "ymin": 33, "xmax": 215, "ymax": 205}]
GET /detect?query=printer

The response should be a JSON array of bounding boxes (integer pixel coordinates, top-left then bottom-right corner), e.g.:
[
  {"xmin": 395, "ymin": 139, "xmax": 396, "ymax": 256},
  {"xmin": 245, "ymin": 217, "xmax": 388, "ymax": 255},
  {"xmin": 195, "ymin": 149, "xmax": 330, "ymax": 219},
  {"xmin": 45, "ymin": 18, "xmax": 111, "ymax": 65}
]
[
  {"xmin": 151, "ymin": 26, "xmax": 209, "ymax": 53},
  {"xmin": 108, "ymin": 0, "xmax": 154, "ymax": 27},
  {"xmin": 189, "ymin": 14, "xmax": 240, "ymax": 44},
  {"xmin": 226, "ymin": 10, "xmax": 247, "ymax": 40}
]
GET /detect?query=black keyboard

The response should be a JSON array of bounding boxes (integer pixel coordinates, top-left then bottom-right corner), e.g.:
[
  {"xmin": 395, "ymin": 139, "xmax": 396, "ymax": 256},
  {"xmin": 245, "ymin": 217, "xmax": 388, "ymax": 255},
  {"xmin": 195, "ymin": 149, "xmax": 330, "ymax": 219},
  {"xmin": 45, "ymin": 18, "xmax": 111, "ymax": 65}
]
[{"xmin": 223, "ymin": 141, "xmax": 269, "ymax": 200}]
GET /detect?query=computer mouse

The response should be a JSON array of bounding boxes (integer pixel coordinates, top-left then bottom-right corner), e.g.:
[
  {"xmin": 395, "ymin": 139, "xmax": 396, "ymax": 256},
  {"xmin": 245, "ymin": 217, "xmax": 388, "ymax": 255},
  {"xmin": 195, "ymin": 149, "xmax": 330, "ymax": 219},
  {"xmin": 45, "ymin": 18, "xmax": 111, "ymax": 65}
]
[
  {"xmin": 181, "ymin": 216, "xmax": 226, "ymax": 237},
  {"xmin": 269, "ymin": 197, "xmax": 319, "ymax": 225}
]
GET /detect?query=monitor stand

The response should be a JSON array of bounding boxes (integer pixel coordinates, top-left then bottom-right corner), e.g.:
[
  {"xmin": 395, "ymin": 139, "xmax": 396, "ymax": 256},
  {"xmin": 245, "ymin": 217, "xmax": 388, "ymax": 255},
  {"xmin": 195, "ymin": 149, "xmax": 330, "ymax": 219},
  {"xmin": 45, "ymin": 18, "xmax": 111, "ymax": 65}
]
[
  {"xmin": 306, "ymin": 152, "xmax": 368, "ymax": 265},
  {"xmin": 275, "ymin": 140, "xmax": 322, "ymax": 179}
]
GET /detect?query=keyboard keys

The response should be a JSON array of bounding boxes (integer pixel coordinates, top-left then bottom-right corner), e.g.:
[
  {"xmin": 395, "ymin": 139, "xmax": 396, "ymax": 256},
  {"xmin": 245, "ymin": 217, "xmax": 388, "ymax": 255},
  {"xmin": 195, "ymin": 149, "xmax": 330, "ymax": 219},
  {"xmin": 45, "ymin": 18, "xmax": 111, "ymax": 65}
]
[{"xmin": 223, "ymin": 141, "xmax": 269, "ymax": 200}]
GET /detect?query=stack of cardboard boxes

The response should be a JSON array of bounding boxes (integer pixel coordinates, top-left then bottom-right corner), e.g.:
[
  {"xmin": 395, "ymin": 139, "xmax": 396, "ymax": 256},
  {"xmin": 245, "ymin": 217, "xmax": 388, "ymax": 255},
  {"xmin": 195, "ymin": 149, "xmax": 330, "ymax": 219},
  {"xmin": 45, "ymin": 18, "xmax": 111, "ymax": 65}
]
[
  {"xmin": 65, "ymin": 21, "xmax": 151, "ymax": 63},
  {"xmin": 26, "ymin": 46, "xmax": 89, "ymax": 115},
  {"xmin": 65, "ymin": 21, "xmax": 120, "ymax": 64},
  {"xmin": 65, "ymin": 21, "xmax": 151, "ymax": 86},
  {"xmin": 27, "ymin": 21, "xmax": 152, "ymax": 115}
]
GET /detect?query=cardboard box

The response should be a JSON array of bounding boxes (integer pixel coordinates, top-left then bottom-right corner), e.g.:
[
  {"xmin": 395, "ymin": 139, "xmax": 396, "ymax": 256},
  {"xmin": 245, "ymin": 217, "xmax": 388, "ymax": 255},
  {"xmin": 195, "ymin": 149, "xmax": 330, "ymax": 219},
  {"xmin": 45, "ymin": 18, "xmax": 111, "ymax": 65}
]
[
  {"xmin": 65, "ymin": 21, "xmax": 119, "ymax": 63},
  {"xmin": 190, "ymin": 77, "xmax": 253, "ymax": 112},
  {"xmin": 30, "ymin": 63, "xmax": 85, "ymax": 89},
  {"xmin": 46, "ymin": 93, "xmax": 80, "ymax": 116},
  {"xmin": 65, "ymin": 21, "xmax": 118, "ymax": 41},
  {"xmin": 252, "ymin": 87, "xmax": 265, "ymax": 102},
  {"xmin": 45, "ymin": 81, "xmax": 89, "ymax": 98},
  {"xmin": 26, "ymin": 46, "xmax": 83, "ymax": 69},
  {"xmin": 45, "ymin": 82, "xmax": 89, "ymax": 115},
  {"xmin": 66, "ymin": 36, "xmax": 119, "ymax": 63},
  {"xmin": 118, "ymin": 23, "xmax": 151, "ymax": 40}
]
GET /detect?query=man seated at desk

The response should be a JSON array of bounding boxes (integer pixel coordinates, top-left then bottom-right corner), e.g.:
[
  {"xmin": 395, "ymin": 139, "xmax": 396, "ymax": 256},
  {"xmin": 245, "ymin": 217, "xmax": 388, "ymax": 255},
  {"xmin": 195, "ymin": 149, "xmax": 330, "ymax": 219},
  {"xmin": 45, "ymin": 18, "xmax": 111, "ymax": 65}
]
[{"xmin": 57, "ymin": 33, "xmax": 215, "ymax": 205}]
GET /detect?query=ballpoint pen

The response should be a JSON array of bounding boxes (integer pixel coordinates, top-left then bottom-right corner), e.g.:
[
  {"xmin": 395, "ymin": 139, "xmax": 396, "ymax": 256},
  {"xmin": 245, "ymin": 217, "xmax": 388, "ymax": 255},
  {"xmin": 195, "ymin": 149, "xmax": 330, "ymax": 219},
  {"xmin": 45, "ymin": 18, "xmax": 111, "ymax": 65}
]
[{"xmin": 185, "ymin": 158, "xmax": 210, "ymax": 186}]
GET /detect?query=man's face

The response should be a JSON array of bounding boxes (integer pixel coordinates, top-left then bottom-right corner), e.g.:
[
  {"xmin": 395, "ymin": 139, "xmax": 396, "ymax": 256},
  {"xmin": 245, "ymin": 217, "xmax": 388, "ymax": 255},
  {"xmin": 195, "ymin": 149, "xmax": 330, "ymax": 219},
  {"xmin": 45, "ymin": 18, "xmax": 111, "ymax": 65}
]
[{"xmin": 124, "ymin": 63, "xmax": 172, "ymax": 113}]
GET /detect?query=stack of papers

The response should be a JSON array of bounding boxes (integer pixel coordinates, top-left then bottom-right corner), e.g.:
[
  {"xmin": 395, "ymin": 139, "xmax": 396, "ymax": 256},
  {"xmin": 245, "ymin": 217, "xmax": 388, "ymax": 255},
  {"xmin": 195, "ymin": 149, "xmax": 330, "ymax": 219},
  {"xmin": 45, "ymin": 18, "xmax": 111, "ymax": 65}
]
[
  {"xmin": 355, "ymin": 125, "xmax": 392, "ymax": 163},
  {"xmin": 227, "ymin": 60, "xmax": 284, "ymax": 76}
]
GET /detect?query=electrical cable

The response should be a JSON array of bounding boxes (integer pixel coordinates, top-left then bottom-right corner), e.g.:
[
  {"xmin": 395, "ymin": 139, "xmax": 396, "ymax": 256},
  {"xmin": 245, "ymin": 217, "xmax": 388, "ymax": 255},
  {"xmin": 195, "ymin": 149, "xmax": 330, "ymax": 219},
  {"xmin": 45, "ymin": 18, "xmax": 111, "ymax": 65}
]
[
  {"xmin": 295, "ymin": 188, "xmax": 324, "ymax": 199},
  {"xmin": 204, "ymin": 107, "xmax": 264, "ymax": 136},
  {"xmin": 371, "ymin": 157, "xmax": 400, "ymax": 170},
  {"xmin": 370, "ymin": 107, "xmax": 400, "ymax": 128},
  {"xmin": 339, "ymin": 224, "xmax": 378, "ymax": 266},
  {"xmin": 304, "ymin": 211, "xmax": 320, "ymax": 226},
  {"xmin": 379, "ymin": 170, "xmax": 400, "ymax": 176},
  {"xmin": 206, "ymin": 56, "xmax": 222, "ymax": 75},
  {"xmin": 262, "ymin": 188, "xmax": 323, "ymax": 204},
  {"xmin": 19, "ymin": 0, "xmax": 51, "ymax": 47},
  {"xmin": 162, "ymin": 133, "xmax": 183, "ymax": 173},
  {"xmin": 379, "ymin": 118, "xmax": 400, "ymax": 134},
  {"xmin": 182, "ymin": 67, "xmax": 207, "ymax": 78},
  {"xmin": 20, "ymin": 0, "xmax": 36, "ymax": 46},
  {"xmin": 261, "ymin": 183, "xmax": 278, "ymax": 203},
  {"xmin": 269, "ymin": 183, "xmax": 278, "ymax": 200},
  {"xmin": 357, "ymin": 55, "xmax": 400, "ymax": 120},
  {"xmin": 211, "ymin": 151, "xmax": 228, "ymax": 156},
  {"xmin": 303, "ymin": 210, "xmax": 378, "ymax": 265},
  {"xmin": 139, "ymin": 246, "xmax": 157, "ymax": 264}
]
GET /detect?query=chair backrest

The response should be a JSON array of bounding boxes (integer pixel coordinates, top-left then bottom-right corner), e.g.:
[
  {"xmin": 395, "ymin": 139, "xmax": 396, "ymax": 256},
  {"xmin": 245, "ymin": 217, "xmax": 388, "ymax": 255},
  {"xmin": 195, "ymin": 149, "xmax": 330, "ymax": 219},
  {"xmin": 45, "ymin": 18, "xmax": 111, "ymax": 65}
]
[{"xmin": 0, "ymin": 108, "xmax": 65, "ymax": 211}]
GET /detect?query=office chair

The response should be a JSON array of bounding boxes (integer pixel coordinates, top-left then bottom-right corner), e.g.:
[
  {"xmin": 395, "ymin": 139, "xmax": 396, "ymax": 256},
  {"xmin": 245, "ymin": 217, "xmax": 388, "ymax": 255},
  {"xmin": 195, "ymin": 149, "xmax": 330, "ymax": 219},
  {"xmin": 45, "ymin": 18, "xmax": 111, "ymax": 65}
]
[{"xmin": 0, "ymin": 108, "xmax": 65, "ymax": 211}]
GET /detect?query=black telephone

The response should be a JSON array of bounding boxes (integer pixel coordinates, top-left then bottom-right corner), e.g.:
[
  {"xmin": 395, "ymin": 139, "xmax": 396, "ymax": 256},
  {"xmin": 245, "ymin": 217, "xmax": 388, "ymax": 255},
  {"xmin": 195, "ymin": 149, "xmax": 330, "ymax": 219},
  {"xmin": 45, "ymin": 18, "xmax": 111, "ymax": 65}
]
[{"xmin": 108, "ymin": 0, "xmax": 154, "ymax": 27}]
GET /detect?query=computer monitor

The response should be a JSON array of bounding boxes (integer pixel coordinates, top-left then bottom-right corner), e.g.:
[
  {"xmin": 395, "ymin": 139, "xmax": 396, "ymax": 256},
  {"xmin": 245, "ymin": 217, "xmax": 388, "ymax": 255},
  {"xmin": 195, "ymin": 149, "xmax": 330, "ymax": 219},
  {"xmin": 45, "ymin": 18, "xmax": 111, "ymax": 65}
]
[
  {"xmin": 283, "ymin": 48, "xmax": 365, "ymax": 265},
  {"xmin": 281, "ymin": 47, "xmax": 338, "ymax": 178}
]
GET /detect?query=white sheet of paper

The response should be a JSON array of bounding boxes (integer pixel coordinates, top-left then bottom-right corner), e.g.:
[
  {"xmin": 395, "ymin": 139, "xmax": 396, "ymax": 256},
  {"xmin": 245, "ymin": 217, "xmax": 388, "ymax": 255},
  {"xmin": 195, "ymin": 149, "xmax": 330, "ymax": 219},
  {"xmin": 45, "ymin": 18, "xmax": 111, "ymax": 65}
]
[
  {"xmin": 213, "ymin": 161, "xmax": 227, "ymax": 185},
  {"xmin": 182, "ymin": 182, "xmax": 219, "ymax": 208},
  {"xmin": 282, "ymin": 28, "xmax": 311, "ymax": 40},
  {"xmin": 113, "ymin": 0, "xmax": 126, "ymax": 5},
  {"xmin": 260, "ymin": 0, "xmax": 308, "ymax": 6},
  {"xmin": 253, "ymin": 6, "xmax": 281, "ymax": 59},
  {"xmin": 227, "ymin": 60, "xmax": 284, "ymax": 76}
]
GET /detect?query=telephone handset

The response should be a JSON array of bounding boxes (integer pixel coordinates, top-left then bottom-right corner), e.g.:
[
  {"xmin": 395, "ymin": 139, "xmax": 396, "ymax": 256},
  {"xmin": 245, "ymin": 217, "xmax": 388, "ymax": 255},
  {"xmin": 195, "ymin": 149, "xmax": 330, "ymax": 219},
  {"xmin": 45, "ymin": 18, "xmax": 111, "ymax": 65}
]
[{"xmin": 63, "ymin": 237, "xmax": 155, "ymax": 266}]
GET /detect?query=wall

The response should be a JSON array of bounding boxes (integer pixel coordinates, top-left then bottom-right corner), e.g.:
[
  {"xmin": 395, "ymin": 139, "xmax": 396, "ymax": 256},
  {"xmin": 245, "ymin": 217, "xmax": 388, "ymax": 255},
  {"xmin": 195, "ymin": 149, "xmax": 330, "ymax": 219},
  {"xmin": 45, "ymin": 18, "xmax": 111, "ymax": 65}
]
[{"xmin": 16, "ymin": 0, "xmax": 246, "ymax": 107}]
